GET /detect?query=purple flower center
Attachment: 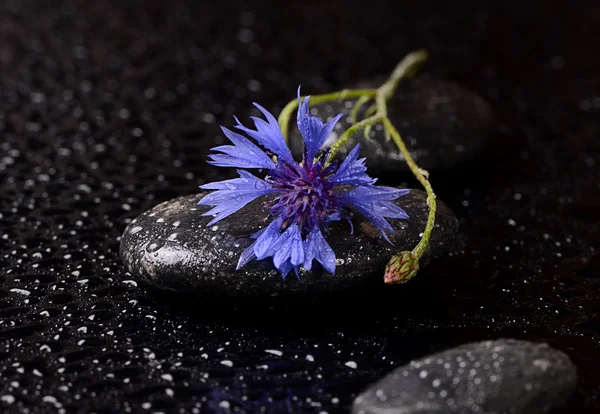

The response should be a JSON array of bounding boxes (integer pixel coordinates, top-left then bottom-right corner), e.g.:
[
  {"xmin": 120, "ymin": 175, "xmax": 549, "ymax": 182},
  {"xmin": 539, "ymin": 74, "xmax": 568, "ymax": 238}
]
[{"xmin": 267, "ymin": 154, "xmax": 342, "ymax": 235}]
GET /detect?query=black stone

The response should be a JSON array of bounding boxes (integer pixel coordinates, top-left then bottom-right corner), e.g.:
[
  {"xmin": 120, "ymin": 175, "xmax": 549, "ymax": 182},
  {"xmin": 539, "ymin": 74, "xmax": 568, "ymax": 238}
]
[
  {"xmin": 119, "ymin": 189, "xmax": 459, "ymax": 297},
  {"xmin": 290, "ymin": 75, "xmax": 495, "ymax": 173},
  {"xmin": 352, "ymin": 339, "xmax": 577, "ymax": 414}
]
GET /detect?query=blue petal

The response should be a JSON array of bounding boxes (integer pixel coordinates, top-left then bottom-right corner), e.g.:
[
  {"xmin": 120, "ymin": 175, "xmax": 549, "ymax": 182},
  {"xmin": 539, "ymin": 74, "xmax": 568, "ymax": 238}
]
[
  {"xmin": 236, "ymin": 221, "xmax": 305, "ymax": 280},
  {"xmin": 234, "ymin": 104, "xmax": 294, "ymax": 164},
  {"xmin": 303, "ymin": 227, "xmax": 336, "ymax": 274},
  {"xmin": 278, "ymin": 259, "xmax": 294, "ymax": 280},
  {"xmin": 236, "ymin": 243, "xmax": 257, "ymax": 269},
  {"xmin": 200, "ymin": 170, "xmax": 271, "ymax": 192},
  {"xmin": 236, "ymin": 223, "xmax": 280, "ymax": 270},
  {"xmin": 288, "ymin": 225, "xmax": 304, "ymax": 266},
  {"xmin": 207, "ymin": 127, "xmax": 276, "ymax": 170},
  {"xmin": 330, "ymin": 144, "xmax": 376, "ymax": 186},
  {"xmin": 345, "ymin": 186, "xmax": 410, "ymax": 202},
  {"xmin": 351, "ymin": 188, "xmax": 410, "ymax": 220},
  {"xmin": 198, "ymin": 170, "xmax": 273, "ymax": 226},
  {"xmin": 273, "ymin": 223, "xmax": 304, "ymax": 272},
  {"xmin": 297, "ymin": 90, "xmax": 343, "ymax": 163},
  {"xmin": 340, "ymin": 186, "xmax": 410, "ymax": 244},
  {"xmin": 302, "ymin": 234, "xmax": 314, "ymax": 271},
  {"xmin": 253, "ymin": 216, "xmax": 284, "ymax": 260}
]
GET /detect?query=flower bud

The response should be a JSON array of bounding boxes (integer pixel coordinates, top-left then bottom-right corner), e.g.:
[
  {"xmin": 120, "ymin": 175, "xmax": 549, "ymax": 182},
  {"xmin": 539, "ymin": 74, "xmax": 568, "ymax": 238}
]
[{"xmin": 384, "ymin": 251, "xmax": 419, "ymax": 284}]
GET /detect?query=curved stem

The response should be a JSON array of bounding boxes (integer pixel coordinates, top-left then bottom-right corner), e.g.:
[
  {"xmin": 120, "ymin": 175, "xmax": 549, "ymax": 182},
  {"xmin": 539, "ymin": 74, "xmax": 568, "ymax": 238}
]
[
  {"xmin": 362, "ymin": 102, "xmax": 377, "ymax": 118},
  {"xmin": 310, "ymin": 89, "xmax": 377, "ymax": 104},
  {"xmin": 327, "ymin": 114, "xmax": 383, "ymax": 162},
  {"xmin": 379, "ymin": 49, "xmax": 428, "ymax": 100},
  {"xmin": 383, "ymin": 118, "xmax": 436, "ymax": 260},
  {"xmin": 351, "ymin": 95, "xmax": 372, "ymax": 124}
]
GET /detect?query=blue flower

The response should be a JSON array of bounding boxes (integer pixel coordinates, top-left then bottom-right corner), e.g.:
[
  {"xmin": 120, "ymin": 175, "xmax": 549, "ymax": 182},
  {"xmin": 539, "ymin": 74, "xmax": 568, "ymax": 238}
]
[{"xmin": 198, "ymin": 89, "xmax": 410, "ymax": 279}]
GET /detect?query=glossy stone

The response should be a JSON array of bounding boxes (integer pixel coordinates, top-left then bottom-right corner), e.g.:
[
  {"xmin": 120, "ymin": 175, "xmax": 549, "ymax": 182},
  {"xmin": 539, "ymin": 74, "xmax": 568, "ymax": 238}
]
[
  {"xmin": 119, "ymin": 189, "xmax": 459, "ymax": 297},
  {"xmin": 352, "ymin": 339, "xmax": 577, "ymax": 414},
  {"xmin": 289, "ymin": 75, "xmax": 495, "ymax": 173}
]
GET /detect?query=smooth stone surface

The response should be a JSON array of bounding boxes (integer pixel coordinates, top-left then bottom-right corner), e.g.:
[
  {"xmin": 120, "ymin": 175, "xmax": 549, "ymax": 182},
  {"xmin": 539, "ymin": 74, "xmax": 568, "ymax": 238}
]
[
  {"xmin": 290, "ymin": 75, "xmax": 495, "ymax": 172},
  {"xmin": 352, "ymin": 339, "xmax": 577, "ymax": 414},
  {"xmin": 120, "ymin": 189, "xmax": 459, "ymax": 297}
]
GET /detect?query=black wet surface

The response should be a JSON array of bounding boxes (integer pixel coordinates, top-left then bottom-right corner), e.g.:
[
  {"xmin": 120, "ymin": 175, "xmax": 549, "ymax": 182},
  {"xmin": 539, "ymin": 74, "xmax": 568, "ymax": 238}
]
[{"xmin": 0, "ymin": 1, "xmax": 599, "ymax": 413}]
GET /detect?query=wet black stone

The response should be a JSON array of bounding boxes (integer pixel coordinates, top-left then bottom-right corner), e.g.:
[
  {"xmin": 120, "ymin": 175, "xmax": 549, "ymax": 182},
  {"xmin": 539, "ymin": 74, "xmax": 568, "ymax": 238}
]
[
  {"xmin": 352, "ymin": 339, "xmax": 577, "ymax": 414},
  {"xmin": 119, "ymin": 189, "xmax": 459, "ymax": 297},
  {"xmin": 290, "ymin": 75, "xmax": 495, "ymax": 173}
]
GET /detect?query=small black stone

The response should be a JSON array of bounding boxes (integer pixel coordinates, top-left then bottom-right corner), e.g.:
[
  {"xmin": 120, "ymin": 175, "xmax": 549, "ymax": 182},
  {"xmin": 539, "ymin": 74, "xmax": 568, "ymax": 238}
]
[
  {"xmin": 290, "ymin": 75, "xmax": 495, "ymax": 173},
  {"xmin": 119, "ymin": 189, "xmax": 459, "ymax": 297},
  {"xmin": 352, "ymin": 339, "xmax": 577, "ymax": 414}
]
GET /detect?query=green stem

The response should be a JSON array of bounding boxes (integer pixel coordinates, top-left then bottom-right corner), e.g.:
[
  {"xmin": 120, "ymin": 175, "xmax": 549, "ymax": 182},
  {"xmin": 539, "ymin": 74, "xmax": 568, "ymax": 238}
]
[
  {"xmin": 351, "ymin": 95, "xmax": 372, "ymax": 124},
  {"xmin": 362, "ymin": 102, "xmax": 377, "ymax": 118},
  {"xmin": 327, "ymin": 114, "xmax": 383, "ymax": 162},
  {"xmin": 383, "ymin": 118, "xmax": 436, "ymax": 260},
  {"xmin": 379, "ymin": 49, "xmax": 428, "ymax": 100}
]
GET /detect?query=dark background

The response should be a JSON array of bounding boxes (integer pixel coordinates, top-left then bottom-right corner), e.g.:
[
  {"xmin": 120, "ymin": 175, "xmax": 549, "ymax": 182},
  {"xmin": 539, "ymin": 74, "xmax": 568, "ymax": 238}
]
[{"xmin": 1, "ymin": 0, "xmax": 599, "ymax": 413}]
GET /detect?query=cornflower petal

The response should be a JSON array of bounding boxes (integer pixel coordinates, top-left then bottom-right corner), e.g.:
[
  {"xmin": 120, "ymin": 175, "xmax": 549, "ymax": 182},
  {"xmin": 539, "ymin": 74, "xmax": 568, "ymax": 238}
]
[
  {"xmin": 253, "ymin": 216, "xmax": 284, "ymax": 260},
  {"xmin": 340, "ymin": 186, "xmax": 410, "ymax": 244},
  {"xmin": 297, "ymin": 89, "xmax": 343, "ymax": 163},
  {"xmin": 272, "ymin": 223, "xmax": 304, "ymax": 273},
  {"xmin": 235, "ymin": 224, "xmax": 274, "ymax": 270},
  {"xmin": 236, "ymin": 244, "xmax": 257, "ymax": 270},
  {"xmin": 278, "ymin": 259, "xmax": 295, "ymax": 280},
  {"xmin": 303, "ymin": 227, "xmax": 336, "ymax": 274},
  {"xmin": 198, "ymin": 170, "xmax": 273, "ymax": 226},
  {"xmin": 330, "ymin": 144, "xmax": 376, "ymax": 186},
  {"xmin": 207, "ymin": 127, "xmax": 276, "ymax": 169},
  {"xmin": 234, "ymin": 104, "xmax": 294, "ymax": 164}
]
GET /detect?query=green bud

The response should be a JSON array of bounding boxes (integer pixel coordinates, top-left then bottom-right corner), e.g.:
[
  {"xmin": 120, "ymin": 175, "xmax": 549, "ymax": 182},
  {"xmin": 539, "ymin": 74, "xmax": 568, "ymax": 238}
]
[{"xmin": 384, "ymin": 251, "xmax": 419, "ymax": 284}]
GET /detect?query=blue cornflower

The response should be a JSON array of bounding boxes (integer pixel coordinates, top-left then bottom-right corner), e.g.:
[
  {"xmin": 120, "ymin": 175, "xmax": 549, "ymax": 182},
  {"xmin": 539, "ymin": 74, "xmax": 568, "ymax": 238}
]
[{"xmin": 198, "ymin": 89, "xmax": 410, "ymax": 279}]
